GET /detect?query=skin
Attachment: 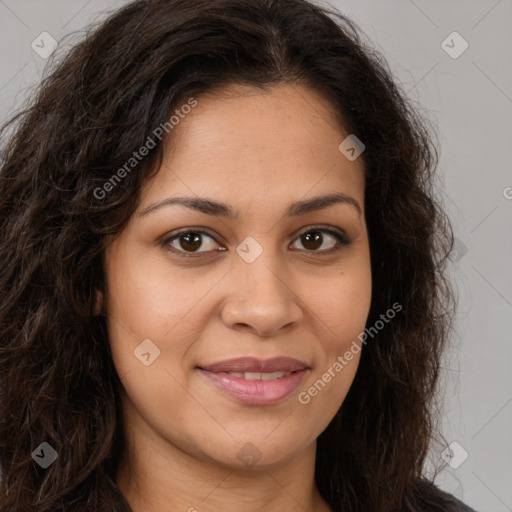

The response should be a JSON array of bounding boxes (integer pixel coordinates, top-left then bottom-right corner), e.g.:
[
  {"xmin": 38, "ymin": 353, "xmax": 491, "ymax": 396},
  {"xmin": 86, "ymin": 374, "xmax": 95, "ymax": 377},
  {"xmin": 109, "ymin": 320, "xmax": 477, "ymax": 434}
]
[{"xmin": 99, "ymin": 82, "xmax": 372, "ymax": 512}]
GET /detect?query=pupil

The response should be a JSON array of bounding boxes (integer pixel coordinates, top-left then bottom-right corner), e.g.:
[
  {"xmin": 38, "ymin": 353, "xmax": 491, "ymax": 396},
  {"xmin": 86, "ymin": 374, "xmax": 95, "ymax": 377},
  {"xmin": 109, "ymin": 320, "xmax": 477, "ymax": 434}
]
[
  {"xmin": 303, "ymin": 231, "xmax": 322, "ymax": 250},
  {"xmin": 180, "ymin": 233, "xmax": 202, "ymax": 251}
]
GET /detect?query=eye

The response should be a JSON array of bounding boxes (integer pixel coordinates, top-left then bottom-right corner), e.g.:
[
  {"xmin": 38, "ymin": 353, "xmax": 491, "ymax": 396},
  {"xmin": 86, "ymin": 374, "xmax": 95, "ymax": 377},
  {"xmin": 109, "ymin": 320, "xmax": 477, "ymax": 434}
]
[
  {"xmin": 161, "ymin": 229, "xmax": 222, "ymax": 257},
  {"xmin": 290, "ymin": 227, "xmax": 351, "ymax": 254},
  {"xmin": 161, "ymin": 226, "xmax": 351, "ymax": 258}
]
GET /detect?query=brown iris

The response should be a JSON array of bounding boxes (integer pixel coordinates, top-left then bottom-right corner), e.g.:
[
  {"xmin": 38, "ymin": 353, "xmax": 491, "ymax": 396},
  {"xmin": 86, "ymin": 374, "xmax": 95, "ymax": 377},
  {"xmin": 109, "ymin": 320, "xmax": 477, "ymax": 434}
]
[
  {"xmin": 300, "ymin": 231, "xmax": 323, "ymax": 251},
  {"xmin": 179, "ymin": 232, "xmax": 203, "ymax": 252}
]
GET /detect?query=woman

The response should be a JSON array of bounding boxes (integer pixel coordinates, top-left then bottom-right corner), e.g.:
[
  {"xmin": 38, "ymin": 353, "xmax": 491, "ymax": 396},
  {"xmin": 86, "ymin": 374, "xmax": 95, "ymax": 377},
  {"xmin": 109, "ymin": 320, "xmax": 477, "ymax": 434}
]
[{"xmin": 0, "ymin": 0, "xmax": 477, "ymax": 510}]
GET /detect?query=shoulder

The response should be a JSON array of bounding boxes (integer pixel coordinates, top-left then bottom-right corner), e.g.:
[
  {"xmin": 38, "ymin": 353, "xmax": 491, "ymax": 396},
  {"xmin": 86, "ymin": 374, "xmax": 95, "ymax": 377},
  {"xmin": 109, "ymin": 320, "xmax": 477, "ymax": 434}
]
[
  {"xmin": 449, "ymin": 497, "xmax": 478, "ymax": 512},
  {"xmin": 404, "ymin": 480, "xmax": 479, "ymax": 512},
  {"xmin": 447, "ymin": 495, "xmax": 478, "ymax": 512},
  {"xmin": 430, "ymin": 485, "xmax": 478, "ymax": 512}
]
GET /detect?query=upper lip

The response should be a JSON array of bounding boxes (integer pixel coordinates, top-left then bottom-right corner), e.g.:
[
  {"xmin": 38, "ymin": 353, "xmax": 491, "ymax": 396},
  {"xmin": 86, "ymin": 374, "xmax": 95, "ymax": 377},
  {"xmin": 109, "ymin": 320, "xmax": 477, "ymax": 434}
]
[{"xmin": 198, "ymin": 357, "xmax": 309, "ymax": 373}]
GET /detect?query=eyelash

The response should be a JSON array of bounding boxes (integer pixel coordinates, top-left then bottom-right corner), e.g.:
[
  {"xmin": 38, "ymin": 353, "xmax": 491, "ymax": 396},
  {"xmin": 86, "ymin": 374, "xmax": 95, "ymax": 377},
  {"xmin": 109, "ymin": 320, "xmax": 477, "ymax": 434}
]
[{"xmin": 160, "ymin": 225, "xmax": 351, "ymax": 259}]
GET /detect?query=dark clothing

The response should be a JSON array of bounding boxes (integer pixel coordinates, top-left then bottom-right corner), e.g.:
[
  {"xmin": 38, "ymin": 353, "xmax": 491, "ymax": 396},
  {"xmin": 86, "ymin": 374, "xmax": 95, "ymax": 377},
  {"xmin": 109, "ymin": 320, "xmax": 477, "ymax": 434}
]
[
  {"xmin": 452, "ymin": 498, "xmax": 478, "ymax": 511},
  {"xmin": 435, "ymin": 487, "xmax": 478, "ymax": 512}
]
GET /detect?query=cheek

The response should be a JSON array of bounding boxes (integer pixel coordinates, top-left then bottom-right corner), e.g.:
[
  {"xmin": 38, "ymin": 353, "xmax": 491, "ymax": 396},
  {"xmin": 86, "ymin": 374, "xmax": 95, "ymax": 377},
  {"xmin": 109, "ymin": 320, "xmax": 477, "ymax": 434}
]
[
  {"xmin": 303, "ymin": 266, "xmax": 372, "ymax": 347},
  {"xmin": 297, "ymin": 264, "xmax": 371, "ymax": 411},
  {"xmin": 296, "ymin": 275, "xmax": 369, "ymax": 429},
  {"xmin": 104, "ymin": 245, "xmax": 209, "ymax": 337},
  {"xmin": 103, "ymin": 246, "xmax": 220, "ymax": 382}
]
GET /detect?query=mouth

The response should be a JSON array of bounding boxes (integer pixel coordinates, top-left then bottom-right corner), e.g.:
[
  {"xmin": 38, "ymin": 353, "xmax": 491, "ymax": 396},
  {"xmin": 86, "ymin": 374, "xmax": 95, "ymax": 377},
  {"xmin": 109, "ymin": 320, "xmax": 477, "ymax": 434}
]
[
  {"xmin": 210, "ymin": 370, "xmax": 295, "ymax": 379},
  {"xmin": 197, "ymin": 357, "xmax": 310, "ymax": 405}
]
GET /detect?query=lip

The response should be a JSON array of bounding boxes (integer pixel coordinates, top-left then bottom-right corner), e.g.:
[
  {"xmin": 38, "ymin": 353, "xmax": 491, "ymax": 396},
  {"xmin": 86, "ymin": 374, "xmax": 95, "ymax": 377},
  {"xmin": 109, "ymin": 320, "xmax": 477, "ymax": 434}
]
[{"xmin": 197, "ymin": 357, "xmax": 310, "ymax": 405}]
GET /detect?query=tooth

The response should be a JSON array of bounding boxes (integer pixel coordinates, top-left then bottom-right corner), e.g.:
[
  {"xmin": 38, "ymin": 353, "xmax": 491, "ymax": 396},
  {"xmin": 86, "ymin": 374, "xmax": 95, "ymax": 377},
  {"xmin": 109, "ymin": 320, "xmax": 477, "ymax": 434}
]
[
  {"xmin": 213, "ymin": 371, "xmax": 294, "ymax": 379},
  {"xmin": 243, "ymin": 372, "xmax": 262, "ymax": 380},
  {"xmin": 209, "ymin": 369, "xmax": 297, "ymax": 378},
  {"xmin": 261, "ymin": 371, "xmax": 285, "ymax": 380}
]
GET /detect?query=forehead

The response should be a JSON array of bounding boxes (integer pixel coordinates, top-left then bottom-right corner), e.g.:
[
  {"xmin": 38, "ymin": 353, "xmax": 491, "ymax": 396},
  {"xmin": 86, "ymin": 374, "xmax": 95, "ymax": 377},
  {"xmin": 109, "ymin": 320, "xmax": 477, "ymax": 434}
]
[{"xmin": 140, "ymin": 83, "xmax": 365, "ymax": 213}]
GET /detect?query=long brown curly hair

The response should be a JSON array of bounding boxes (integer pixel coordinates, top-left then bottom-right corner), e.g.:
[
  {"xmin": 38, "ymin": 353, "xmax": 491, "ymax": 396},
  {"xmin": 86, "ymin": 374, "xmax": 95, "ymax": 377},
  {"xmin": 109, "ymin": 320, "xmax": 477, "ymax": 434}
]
[{"xmin": 0, "ymin": 0, "xmax": 458, "ymax": 510}]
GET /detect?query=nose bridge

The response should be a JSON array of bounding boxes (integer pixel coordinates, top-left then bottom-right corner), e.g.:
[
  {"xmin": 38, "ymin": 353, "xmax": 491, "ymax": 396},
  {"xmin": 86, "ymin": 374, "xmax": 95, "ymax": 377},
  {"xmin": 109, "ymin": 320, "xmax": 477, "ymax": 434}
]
[
  {"xmin": 242, "ymin": 246, "xmax": 283, "ymax": 292},
  {"xmin": 236, "ymin": 235, "xmax": 290, "ymax": 302},
  {"xmin": 220, "ymin": 235, "xmax": 303, "ymax": 335}
]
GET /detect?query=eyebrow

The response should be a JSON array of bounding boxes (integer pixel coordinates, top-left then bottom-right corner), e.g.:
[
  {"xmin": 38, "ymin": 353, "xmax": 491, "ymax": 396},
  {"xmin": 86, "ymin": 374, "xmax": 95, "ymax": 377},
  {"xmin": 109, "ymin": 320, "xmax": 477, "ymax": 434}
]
[{"xmin": 138, "ymin": 192, "xmax": 362, "ymax": 218}]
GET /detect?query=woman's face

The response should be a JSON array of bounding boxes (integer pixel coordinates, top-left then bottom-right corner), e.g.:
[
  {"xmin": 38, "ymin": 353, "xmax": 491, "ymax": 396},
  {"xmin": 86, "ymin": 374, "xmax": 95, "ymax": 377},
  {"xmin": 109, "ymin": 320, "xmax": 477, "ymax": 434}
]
[{"xmin": 103, "ymin": 83, "xmax": 371, "ymax": 469}]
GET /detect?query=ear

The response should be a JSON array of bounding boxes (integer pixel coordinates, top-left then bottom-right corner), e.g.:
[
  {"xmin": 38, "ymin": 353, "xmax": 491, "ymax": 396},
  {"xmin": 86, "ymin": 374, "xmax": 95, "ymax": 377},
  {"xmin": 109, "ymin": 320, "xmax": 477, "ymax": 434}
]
[{"xmin": 93, "ymin": 288, "xmax": 104, "ymax": 316}]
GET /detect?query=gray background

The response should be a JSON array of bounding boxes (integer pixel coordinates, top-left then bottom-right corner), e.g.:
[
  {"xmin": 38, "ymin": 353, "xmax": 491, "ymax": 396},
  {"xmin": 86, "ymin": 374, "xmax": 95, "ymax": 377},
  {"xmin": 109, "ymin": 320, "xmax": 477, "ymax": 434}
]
[{"xmin": 0, "ymin": 1, "xmax": 511, "ymax": 510}]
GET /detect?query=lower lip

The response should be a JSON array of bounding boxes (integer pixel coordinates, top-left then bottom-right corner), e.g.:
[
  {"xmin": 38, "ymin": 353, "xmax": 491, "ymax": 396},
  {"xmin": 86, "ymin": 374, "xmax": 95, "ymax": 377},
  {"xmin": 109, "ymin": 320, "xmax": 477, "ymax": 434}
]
[{"xmin": 198, "ymin": 369, "xmax": 308, "ymax": 405}]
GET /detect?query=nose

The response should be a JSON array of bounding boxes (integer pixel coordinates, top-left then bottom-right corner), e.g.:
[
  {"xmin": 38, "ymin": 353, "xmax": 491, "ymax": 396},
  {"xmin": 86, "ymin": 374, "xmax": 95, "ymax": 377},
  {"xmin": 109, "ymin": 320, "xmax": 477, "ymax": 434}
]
[{"xmin": 220, "ymin": 247, "xmax": 303, "ymax": 337}]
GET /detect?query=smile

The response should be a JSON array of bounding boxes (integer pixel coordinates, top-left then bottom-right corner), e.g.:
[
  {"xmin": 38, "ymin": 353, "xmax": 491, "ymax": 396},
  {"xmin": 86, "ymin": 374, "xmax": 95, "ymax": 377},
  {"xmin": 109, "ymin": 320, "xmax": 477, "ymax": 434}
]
[{"xmin": 198, "ymin": 368, "xmax": 308, "ymax": 405}]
